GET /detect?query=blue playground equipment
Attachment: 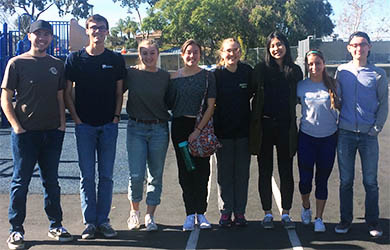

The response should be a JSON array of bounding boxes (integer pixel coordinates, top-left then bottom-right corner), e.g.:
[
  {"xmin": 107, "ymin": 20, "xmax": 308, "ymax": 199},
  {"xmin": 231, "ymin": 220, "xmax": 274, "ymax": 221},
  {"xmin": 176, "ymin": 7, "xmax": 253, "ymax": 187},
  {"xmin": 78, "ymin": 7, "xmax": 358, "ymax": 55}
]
[{"xmin": 0, "ymin": 14, "xmax": 70, "ymax": 127}]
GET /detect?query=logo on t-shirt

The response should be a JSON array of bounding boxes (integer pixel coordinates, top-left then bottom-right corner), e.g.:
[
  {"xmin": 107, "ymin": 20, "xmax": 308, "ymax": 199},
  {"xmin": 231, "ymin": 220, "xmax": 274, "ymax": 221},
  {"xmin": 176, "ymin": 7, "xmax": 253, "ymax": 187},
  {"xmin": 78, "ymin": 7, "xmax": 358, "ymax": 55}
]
[
  {"xmin": 49, "ymin": 67, "xmax": 58, "ymax": 75},
  {"xmin": 239, "ymin": 83, "xmax": 248, "ymax": 89},
  {"xmin": 102, "ymin": 64, "xmax": 113, "ymax": 69}
]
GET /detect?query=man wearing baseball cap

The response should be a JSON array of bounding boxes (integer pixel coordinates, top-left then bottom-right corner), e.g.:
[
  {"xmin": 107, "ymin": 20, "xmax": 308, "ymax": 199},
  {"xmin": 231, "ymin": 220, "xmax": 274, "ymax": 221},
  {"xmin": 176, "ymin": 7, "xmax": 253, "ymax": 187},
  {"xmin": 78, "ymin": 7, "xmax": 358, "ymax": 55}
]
[{"xmin": 1, "ymin": 19, "xmax": 73, "ymax": 249}]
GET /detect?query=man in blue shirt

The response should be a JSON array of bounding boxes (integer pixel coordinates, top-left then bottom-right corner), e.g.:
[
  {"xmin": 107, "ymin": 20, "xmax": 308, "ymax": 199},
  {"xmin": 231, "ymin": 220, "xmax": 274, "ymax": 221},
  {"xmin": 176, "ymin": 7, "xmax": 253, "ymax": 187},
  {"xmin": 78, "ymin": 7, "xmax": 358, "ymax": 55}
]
[{"xmin": 334, "ymin": 31, "xmax": 388, "ymax": 237}]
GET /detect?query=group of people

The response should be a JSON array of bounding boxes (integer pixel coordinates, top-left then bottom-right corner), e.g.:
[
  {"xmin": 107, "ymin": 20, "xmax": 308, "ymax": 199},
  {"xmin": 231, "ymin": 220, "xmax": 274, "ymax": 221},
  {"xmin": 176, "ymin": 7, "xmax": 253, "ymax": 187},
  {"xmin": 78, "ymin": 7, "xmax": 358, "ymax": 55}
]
[{"xmin": 1, "ymin": 14, "xmax": 388, "ymax": 250}]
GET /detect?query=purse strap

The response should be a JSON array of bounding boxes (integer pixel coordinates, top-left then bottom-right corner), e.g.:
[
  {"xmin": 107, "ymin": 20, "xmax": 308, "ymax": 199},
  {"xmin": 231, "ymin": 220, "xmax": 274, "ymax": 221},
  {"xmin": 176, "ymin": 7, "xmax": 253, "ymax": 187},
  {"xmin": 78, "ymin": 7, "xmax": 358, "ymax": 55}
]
[{"xmin": 198, "ymin": 71, "xmax": 209, "ymax": 115}]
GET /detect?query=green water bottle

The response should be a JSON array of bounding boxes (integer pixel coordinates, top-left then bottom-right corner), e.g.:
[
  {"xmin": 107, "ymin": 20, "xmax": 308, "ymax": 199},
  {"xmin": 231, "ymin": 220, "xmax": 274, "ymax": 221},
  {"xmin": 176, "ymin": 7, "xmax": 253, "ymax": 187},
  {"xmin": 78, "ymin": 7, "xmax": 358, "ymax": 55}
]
[{"xmin": 178, "ymin": 141, "xmax": 196, "ymax": 172}]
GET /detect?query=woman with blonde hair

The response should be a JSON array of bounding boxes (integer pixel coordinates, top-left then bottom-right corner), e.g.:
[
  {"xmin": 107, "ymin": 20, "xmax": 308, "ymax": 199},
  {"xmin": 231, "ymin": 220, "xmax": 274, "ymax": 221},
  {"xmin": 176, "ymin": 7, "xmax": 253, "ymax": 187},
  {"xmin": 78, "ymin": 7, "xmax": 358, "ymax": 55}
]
[
  {"xmin": 125, "ymin": 39, "xmax": 170, "ymax": 232},
  {"xmin": 214, "ymin": 38, "xmax": 252, "ymax": 227},
  {"xmin": 168, "ymin": 39, "xmax": 216, "ymax": 231}
]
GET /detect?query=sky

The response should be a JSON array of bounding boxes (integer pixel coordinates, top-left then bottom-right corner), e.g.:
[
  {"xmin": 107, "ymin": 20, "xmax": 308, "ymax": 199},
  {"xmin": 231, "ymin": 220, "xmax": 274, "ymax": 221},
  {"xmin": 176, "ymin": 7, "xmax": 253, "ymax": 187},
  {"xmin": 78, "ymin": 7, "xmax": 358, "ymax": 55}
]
[{"xmin": 7, "ymin": 0, "xmax": 390, "ymax": 40}]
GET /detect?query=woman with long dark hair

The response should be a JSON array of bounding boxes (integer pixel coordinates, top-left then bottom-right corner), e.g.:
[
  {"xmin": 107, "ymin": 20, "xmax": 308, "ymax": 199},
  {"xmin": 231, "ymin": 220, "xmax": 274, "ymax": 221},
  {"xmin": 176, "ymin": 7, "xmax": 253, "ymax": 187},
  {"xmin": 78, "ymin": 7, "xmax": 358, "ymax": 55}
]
[
  {"xmin": 297, "ymin": 49, "xmax": 340, "ymax": 232},
  {"xmin": 249, "ymin": 31, "xmax": 303, "ymax": 229}
]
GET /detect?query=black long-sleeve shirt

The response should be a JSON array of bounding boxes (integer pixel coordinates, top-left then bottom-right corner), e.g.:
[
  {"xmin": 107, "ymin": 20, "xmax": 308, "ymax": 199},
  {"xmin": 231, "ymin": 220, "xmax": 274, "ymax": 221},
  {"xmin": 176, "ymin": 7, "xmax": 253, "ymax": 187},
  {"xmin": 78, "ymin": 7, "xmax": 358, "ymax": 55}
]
[{"xmin": 214, "ymin": 62, "xmax": 253, "ymax": 139}]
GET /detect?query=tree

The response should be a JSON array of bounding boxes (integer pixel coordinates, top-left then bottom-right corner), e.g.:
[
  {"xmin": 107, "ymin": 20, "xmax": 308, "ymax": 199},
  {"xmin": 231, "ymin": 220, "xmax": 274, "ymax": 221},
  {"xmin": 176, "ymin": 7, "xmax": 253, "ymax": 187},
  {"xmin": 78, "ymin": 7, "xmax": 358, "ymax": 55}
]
[
  {"xmin": 123, "ymin": 17, "xmax": 139, "ymax": 40},
  {"xmin": 335, "ymin": 0, "xmax": 390, "ymax": 40},
  {"xmin": 0, "ymin": 0, "xmax": 93, "ymax": 20},
  {"xmin": 111, "ymin": 0, "xmax": 158, "ymax": 29},
  {"xmin": 106, "ymin": 17, "xmax": 139, "ymax": 49},
  {"xmin": 142, "ymin": 0, "xmax": 240, "ymax": 63},
  {"xmin": 144, "ymin": 0, "xmax": 334, "ymax": 63},
  {"xmin": 236, "ymin": 0, "xmax": 334, "ymax": 46},
  {"xmin": 0, "ymin": 9, "xmax": 13, "ymax": 28}
]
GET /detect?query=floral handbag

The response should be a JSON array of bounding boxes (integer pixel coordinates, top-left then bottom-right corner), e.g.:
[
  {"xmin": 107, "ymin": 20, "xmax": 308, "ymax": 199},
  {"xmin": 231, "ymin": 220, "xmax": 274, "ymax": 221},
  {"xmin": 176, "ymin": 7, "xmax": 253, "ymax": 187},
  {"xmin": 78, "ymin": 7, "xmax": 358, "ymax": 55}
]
[{"xmin": 188, "ymin": 72, "xmax": 222, "ymax": 157}]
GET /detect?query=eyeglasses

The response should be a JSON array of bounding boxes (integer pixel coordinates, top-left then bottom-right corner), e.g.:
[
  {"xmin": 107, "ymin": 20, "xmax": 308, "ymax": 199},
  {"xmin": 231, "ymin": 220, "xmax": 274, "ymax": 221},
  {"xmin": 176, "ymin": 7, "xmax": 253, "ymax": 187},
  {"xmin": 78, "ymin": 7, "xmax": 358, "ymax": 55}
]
[
  {"xmin": 89, "ymin": 25, "xmax": 107, "ymax": 31},
  {"xmin": 349, "ymin": 42, "xmax": 369, "ymax": 48},
  {"xmin": 223, "ymin": 48, "xmax": 240, "ymax": 53}
]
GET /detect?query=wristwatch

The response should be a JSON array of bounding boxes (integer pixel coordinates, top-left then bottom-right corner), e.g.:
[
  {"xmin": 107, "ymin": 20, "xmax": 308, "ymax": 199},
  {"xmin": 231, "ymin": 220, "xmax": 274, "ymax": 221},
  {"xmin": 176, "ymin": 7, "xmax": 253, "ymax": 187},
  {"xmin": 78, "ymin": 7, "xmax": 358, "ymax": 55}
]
[{"xmin": 114, "ymin": 114, "xmax": 120, "ymax": 120}]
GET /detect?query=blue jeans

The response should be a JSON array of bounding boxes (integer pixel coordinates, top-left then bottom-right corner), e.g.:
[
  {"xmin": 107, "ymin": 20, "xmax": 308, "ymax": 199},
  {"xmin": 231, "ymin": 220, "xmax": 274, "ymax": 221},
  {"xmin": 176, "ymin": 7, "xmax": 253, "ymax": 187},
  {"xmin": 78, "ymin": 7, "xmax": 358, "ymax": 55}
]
[
  {"xmin": 337, "ymin": 129, "xmax": 379, "ymax": 224},
  {"xmin": 75, "ymin": 122, "xmax": 118, "ymax": 226},
  {"xmin": 9, "ymin": 129, "xmax": 65, "ymax": 234},
  {"xmin": 127, "ymin": 119, "xmax": 169, "ymax": 206}
]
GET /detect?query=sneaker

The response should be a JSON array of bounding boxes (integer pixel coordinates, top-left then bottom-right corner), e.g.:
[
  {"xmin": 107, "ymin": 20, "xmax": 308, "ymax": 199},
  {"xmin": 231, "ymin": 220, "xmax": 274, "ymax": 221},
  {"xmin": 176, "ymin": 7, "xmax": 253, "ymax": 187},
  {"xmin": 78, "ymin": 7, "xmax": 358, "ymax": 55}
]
[
  {"xmin": 197, "ymin": 214, "xmax": 212, "ymax": 229},
  {"xmin": 261, "ymin": 214, "xmax": 274, "ymax": 229},
  {"xmin": 301, "ymin": 207, "xmax": 312, "ymax": 225},
  {"xmin": 81, "ymin": 224, "xmax": 96, "ymax": 239},
  {"xmin": 98, "ymin": 222, "xmax": 117, "ymax": 238},
  {"xmin": 368, "ymin": 222, "xmax": 383, "ymax": 237},
  {"xmin": 314, "ymin": 218, "xmax": 326, "ymax": 232},
  {"xmin": 334, "ymin": 221, "xmax": 351, "ymax": 234},
  {"xmin": 281, "ymin": 214, "xmax": 295, "ymax": 229},
  {"xmin": 127, "ymin": 210, "xmax": 140, "ymax": 230},
  {"xmin": 183, "ymin": 214, "xmax": 196, "ymax": 231},
  {"xmin": 234, "ymin": 214, "xmax": 248, "ymax": 227},
  {"xmin": 145, "ymin": 214, "xmax": 158, "ymax": 232},
  {"xmin": 48, "ymin": 227, "xmax": 73, "ymax": 242},
  {"xmin": 219, "ymin": 213, "xmax": 232, "ymax": 228},
  {"xmin": 7, "ymin": 232, "xmax": 24, "ymax": 250}
]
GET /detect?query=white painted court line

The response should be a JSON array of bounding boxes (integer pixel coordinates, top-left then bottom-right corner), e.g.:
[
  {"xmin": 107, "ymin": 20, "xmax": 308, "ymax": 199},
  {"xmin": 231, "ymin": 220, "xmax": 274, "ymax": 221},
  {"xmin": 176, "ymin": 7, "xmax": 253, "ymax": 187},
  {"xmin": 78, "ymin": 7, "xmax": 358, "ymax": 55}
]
[
  {"xmin": 272, "ymin": 176, "xmax": 304, "ymax": 250},
  {"xmin": 185, "ymin": 154, "xmax": 216, "ymax": 250},
  {"xmin": 185, "ymin": 226, "xmax": 200, "ymax": 250}
]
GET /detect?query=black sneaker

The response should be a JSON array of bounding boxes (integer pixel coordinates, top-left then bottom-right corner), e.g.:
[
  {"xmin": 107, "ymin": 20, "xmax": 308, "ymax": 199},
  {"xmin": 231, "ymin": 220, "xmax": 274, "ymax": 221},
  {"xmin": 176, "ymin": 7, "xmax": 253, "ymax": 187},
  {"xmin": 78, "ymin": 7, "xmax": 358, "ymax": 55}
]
[
  {"xmin": 368, "ymin": 222, "xmax": 383, "ymax": 237},
  {"xmin": 334, "ymin": 221, "xmax": 351, "ymax": 234},
  {"xmin": 7, "ymin": 232, "xmax": 24, "ymax": 250},
  {"xmin": 219, "ymin": 213, "xmax": 233, "ymax": 228},
  {"xmin": 98, "ymin": 223, "xmax": 117, "ymax": 238},
  {"xmin": 48, "ymin": 227, "xmax": 73, "ymax": 242},
  {"xmin": 234, "ymin": 214, "xmax": 248, "ymax": 227},
  {"xmin": 81, "ymin": 224, "xmax": 96, "ymax": 239}
]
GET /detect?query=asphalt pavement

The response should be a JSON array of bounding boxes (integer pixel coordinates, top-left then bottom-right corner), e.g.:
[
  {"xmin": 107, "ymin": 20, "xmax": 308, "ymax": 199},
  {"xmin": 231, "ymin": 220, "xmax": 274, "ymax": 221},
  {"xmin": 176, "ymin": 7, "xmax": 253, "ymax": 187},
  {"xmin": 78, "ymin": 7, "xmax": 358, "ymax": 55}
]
[{"xmin": 0, "ymin": 111, "xmax": 389, "ymax": 249}]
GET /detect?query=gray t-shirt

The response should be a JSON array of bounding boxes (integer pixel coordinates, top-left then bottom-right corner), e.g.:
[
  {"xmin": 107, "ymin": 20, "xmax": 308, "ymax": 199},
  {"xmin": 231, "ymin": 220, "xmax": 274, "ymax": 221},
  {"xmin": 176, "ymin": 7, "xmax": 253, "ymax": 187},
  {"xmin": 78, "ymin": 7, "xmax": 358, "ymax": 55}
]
[
  {"xmin": 168, "ymin": 69, "xmax": 216, "ymax": 117},
  {"xmin": 1, "ymin": 53, "xmax": 65, "ymax": 131},
  {"xmin": 125, "ymin": 68, "xmax": 170, "ymax": 120},
  {"xmin": 297, "ymin": 78, "xmax": 338, "ymax": 137}
]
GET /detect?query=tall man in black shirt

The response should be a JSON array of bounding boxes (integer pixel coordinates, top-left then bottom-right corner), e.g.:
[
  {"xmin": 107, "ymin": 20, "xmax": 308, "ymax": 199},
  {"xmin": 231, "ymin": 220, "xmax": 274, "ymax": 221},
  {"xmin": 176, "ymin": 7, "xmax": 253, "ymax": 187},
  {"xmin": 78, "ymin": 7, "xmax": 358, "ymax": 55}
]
[{"xmin": 64, "ymin": 14, "xmax": 126, "ymax": 239}]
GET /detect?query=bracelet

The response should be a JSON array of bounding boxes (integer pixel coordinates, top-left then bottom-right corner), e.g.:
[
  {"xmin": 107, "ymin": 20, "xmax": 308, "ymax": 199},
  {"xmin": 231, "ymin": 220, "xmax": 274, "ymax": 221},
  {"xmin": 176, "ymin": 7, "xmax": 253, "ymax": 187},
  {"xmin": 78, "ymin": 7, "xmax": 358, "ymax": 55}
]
[
  {"xmin": 114, "ymin": 114, "xmax": 120, "ymax": 119},
  {"xmin": 196, "ymin": 127, "xmax": 202, "ymax": 131}
]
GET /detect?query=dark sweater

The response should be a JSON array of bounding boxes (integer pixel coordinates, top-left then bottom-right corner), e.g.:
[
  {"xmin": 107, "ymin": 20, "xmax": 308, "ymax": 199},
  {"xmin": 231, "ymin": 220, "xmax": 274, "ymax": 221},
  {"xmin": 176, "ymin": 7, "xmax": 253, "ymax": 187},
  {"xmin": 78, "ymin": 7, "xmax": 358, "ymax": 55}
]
[
  {"xmin": 214, "ymin": 62, "xmax": 253, "ymax": 139},
  {"xmin": 263, "ymin": 67, "xmax": 291, "ymax": 123}
]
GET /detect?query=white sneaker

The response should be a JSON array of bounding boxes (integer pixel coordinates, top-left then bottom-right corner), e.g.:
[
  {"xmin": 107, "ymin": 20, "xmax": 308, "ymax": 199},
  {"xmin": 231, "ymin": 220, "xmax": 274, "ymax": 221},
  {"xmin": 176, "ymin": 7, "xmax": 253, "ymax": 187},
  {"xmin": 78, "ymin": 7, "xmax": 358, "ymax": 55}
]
[
  {"xmin": 127, "ymin": 210, "xmax": 140, "ymax": 230},
  {"xmin": 301, "ymin": 207, "xmax": 312, "ymax": 225},
  {"xmin": 197, "ymin": 214, "xmax": 211, "ymax": 229},
  {"xmin": 7, "ymin": 232, "xmax": 24, "ymax": 250},
  {"xmin": 183, "ymin": 214, "xmax": 196, "ymax": 231},
  {"xmin": 145, "ymin": 214, "xmax": 158, "ymax": 232},
  {"xmin": 314, "ymin": 218, "xmax": 326, "ymax": 232}
]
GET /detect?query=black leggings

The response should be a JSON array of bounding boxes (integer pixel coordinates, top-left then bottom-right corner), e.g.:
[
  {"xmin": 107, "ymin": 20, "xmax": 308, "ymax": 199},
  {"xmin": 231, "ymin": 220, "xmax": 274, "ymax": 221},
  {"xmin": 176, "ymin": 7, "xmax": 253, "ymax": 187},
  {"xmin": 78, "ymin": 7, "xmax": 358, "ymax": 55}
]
[
  {"xmin": 171, "ymin": 117, "xmax": 211, "ymax": 215},
  {"xmin": 257, "ymin": 118, "xmax": 294, "ymax": 211}
]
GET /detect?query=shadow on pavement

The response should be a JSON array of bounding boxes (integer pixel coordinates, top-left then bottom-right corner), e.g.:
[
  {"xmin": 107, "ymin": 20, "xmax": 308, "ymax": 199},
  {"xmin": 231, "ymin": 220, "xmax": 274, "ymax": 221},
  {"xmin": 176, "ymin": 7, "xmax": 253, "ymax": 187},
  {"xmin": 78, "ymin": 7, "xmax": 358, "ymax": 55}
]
[
  {"xmin": 296, "ymin": 219, "xmax": 390, "ymax": 249},
  {"xmin": 24, "ymin": 225, "xmax": 188, "ymax": 249}
]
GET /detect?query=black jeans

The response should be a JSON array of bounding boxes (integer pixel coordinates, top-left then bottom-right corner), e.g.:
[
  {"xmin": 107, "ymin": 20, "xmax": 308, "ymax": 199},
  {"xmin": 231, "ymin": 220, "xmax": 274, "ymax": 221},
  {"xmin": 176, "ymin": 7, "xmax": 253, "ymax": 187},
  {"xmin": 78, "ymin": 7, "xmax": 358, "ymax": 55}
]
[
  {"xmin": 171, "ymin": 117, "xmax": 211, "ymax": 215},
  {"xmin": 257, "ymin": 118, "xmax": 294, "ymax": 211}
]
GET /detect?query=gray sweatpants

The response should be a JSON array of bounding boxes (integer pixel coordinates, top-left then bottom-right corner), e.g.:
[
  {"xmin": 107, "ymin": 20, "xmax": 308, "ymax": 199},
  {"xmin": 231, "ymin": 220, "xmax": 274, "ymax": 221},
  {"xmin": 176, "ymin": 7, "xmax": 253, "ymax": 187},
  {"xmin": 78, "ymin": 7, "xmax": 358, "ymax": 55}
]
[{"xmin": 216, "ymin": 137, "xmax": 251, "ymax": 215}]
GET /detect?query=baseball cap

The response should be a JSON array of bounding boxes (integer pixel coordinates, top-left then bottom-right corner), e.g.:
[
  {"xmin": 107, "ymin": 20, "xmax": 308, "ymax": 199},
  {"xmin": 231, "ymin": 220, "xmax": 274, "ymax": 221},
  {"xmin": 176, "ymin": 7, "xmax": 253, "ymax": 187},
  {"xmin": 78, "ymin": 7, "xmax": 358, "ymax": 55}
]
[{"xmin": 29, "ymin": 20, "xmax": 53, "ymax": 34}]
